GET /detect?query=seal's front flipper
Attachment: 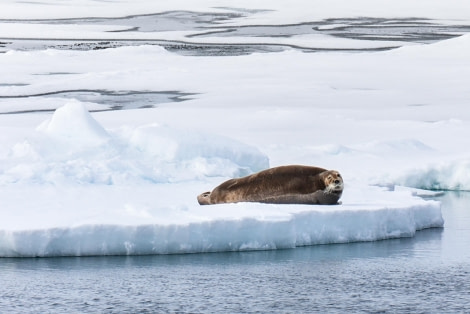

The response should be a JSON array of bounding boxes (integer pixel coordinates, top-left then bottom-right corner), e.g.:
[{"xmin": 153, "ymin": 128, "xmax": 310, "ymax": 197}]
[
  {"xmin": 312, "ymin": 190, "xmax": 341, "ymax": 205},
  {"xmin": 257, "ymin": 190, "xmax": 341, "ymax": 205},
  {"xmin": 197, "ymin": 191, "xmax": 212, "ymax": 205}
]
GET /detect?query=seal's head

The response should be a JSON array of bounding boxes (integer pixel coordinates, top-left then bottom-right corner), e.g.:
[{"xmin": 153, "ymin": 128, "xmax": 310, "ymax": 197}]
[{"xmin": 321, "ymin": 170, "xmax": 343, "ymax": 195}]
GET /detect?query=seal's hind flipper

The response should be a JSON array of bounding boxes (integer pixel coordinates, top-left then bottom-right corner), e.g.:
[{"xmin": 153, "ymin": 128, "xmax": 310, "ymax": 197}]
[{"xmin": 197, "ymin": 191, "xmax": 211, "ymax": 205}]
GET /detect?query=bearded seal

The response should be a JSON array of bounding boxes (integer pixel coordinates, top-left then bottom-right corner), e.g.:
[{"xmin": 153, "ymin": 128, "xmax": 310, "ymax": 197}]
[{"xmin": 197, "ymin": 165, "xmax": 343, "ymax": 205}]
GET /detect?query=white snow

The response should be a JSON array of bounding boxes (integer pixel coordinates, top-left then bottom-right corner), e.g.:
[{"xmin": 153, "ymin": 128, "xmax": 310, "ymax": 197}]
[
  {"xmin": 1, "ymin": 0, "xmax": 470, "ymax": 22},
  {"xmin": 37, "ymin": 101, "xmax": 110, "ymax": 143},
  {"xmin": 1, "ymin": 102, "xmax": 268, "ymax": 186},
  {"xmin": 2, "ymin": 0, "xmax": 469, "ymax": 257}
]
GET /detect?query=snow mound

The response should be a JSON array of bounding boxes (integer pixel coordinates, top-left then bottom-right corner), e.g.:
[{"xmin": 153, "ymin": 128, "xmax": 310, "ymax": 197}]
[
  {"xmin": 0, "ymin": 185, "xmax": 442, "ymax": 257},
  {"xmin": 0, "ymin": 102, "xmax": 269, "ymax": 185},
  {"xmin": 37, "ymin": 100, "xmax": 110, "ymax": 143}
]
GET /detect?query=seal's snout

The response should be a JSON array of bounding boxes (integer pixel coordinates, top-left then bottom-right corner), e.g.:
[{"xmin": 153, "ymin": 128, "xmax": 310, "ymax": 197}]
[
  {"xmin": 323, "ymin": 170, "xmax": 344, "ymax": 196},
  {"xmin": 197, "ymin": 191, "xmax": 211, "ymax": 205}
]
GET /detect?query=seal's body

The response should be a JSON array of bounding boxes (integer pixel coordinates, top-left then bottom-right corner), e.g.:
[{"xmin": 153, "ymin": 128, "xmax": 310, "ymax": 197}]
[{"xmin": 197, "ymin": 165, "xmax": 343, "ymax": 205}]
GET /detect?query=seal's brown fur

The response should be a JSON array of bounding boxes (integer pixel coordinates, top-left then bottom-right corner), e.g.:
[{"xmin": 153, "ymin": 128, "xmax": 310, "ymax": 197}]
[{"xmin": 197, "ymin": 165, "xmax": 343, "ymax": 205}]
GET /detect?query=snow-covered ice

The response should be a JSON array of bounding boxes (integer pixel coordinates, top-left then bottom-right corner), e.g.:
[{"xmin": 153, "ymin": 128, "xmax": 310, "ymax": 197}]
[
  {"xmin": 2, "ymin": 0, "xmax": 469, "ymax": 257},
  {"xmin": 0, "ymin": 98, "xmax": 444, "ymax": 257},
  {"xmin": 0, "ymin": 101, "xmax": 444, "ymax": 257}
]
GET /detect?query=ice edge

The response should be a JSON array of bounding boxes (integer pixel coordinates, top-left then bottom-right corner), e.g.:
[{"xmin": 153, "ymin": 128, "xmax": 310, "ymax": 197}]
[{"xmin": 0, "ymin": 200, "xmax": 442, "ymax": 258}]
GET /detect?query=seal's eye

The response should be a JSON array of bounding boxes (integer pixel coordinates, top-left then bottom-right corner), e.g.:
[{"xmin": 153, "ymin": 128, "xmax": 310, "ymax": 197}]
[{"xmin": 337, "ymin": 174, "xmax": 341, "ymax": 178}]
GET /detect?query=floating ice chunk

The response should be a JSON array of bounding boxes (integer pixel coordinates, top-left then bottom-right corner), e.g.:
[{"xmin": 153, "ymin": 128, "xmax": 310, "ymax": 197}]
[
  {"xmin": 0, "ymin": 184, "xmax": 443, "ymax": 257},
  {"xmin": 396, "ymin": 159, "xmax": 470, "ymax": 191}
]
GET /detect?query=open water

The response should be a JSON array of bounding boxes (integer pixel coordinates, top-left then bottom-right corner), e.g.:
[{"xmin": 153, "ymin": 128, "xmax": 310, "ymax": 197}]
[{"xmin": 0, "ymin": 192, "xmax": 469, "ymax": 313}]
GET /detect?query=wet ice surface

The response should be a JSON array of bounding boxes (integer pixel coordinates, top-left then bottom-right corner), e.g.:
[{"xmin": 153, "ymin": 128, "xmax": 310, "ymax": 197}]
[
  {"xmin": 192, "ymin": 17, "xmax": 470, "ymax": 43},
  {"xmin": 2, "ymin": 11, "xmax": 470, "ymax": 55},
  {"xmin": 0, "ymin": 90, "xmax": 193, "ymax": 114}
]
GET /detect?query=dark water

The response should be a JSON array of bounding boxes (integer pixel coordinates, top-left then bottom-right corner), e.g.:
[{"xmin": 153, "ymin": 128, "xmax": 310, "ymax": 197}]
[{"xmin": 1, "ymin": 192, "xmax": 469, "ymax": 313}]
